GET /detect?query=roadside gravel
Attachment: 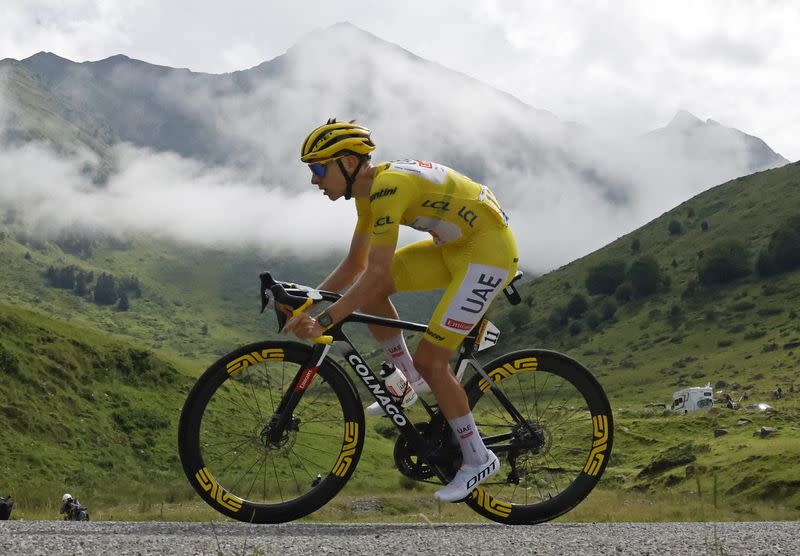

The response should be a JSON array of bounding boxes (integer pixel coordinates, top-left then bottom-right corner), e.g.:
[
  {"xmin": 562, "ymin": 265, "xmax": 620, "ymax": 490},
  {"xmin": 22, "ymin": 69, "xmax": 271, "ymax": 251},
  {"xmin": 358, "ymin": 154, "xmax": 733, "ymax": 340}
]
[{"xmin": 1, "ymin": 520, "xmax": 798, "ymax": 555}]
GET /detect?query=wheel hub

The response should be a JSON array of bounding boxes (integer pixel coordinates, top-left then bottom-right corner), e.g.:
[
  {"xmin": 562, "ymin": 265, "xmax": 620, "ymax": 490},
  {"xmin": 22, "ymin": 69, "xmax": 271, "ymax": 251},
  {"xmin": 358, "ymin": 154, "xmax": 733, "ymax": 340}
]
[{"xmin": 259, "ymin": 415, "xmax": 300, "ymax": 452}]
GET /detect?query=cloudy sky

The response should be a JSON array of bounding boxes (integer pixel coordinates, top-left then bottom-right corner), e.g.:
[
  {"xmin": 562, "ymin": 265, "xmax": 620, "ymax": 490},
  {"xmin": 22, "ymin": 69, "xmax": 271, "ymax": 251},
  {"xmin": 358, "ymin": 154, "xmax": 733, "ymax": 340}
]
[
  {"xmin": 2, "ymin": 0, "xmax": 798, "ymax": 161},
  {"xmin": 1, "ymin": 1, "xmax": 798, "ymax": 274}
]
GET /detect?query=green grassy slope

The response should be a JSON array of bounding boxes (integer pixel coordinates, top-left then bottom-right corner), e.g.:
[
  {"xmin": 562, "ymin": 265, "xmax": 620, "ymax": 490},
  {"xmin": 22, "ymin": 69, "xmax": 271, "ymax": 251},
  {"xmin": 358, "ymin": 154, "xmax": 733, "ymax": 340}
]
[
  {"xmin": 0, "ymin": 300, "xmax": 194, "ymax": 511},
  {"xmin": 0, "ymin": 60, "xmax": 116, "ymax": 181},
  {"xmin": 478, "ymin": 161, "xmax": 800, "ymax": 516},
  {"xmin": 489, "ymin": 161, "xmax": 800, "ymax": 407}
]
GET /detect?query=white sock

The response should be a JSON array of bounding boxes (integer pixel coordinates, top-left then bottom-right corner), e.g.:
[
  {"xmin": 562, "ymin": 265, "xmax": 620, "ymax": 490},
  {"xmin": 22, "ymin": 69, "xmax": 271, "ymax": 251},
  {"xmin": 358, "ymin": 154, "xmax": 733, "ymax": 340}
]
[
  {"xmin": 448, "ymin": 413, "xmax": 489, "ymax": 466},
  {"xmin": 379, "ymin": 335, "xmax": 421, "ymax": 383}
]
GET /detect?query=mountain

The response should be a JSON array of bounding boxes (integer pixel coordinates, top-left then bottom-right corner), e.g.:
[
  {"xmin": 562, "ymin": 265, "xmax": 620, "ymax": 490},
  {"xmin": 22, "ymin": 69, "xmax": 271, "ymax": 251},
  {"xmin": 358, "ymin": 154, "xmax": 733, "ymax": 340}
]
[
  {"xmin": 1, "ymin": 23, "xmax": 788, "ymax": 203},
  {"xmin": 0, "ymin": 59, "xmax": 116, "ymax": 183},
  {"xmin": 645, "ymin": 109, "xmax": 788, "ymax": 173}
]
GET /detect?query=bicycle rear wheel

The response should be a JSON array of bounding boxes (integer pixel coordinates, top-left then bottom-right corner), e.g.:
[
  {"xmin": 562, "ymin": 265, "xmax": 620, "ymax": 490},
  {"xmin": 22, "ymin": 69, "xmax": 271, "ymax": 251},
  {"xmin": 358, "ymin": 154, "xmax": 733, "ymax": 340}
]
[
  {"xmin": 178, "ymin": 340, "xmax": 364, "ymax": 523},
  {"xmin": 463, "ymin": 349, "xmax": 613, "ymax": 524}
]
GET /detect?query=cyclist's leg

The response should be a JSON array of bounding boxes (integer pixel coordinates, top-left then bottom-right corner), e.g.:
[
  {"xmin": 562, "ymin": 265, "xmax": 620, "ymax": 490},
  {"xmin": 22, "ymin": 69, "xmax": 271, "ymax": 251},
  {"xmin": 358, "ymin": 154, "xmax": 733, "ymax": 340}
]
[
  {"xmin": 416, "ymin": 226, "xmax": 518, "ymax": 501},
  {"xmin": 366, "ymin": 238, "xmax": 451, "ymax": 380}
]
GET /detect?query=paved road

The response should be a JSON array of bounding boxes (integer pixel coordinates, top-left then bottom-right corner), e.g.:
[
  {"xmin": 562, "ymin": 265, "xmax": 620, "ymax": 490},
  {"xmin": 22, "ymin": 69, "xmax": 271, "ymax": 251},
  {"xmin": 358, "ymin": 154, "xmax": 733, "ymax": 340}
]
[{"xmin": 1, "ymin": 521, "xmax": 797, "ymax": 555}]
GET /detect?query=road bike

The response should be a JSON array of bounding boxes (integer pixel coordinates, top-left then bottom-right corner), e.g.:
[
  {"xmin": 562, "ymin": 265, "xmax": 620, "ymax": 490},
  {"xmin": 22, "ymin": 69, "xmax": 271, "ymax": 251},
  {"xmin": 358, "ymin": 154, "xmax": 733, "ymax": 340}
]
[{"xmin": 178, "ymin": 271, "xmax": 613, "ymax": 524}]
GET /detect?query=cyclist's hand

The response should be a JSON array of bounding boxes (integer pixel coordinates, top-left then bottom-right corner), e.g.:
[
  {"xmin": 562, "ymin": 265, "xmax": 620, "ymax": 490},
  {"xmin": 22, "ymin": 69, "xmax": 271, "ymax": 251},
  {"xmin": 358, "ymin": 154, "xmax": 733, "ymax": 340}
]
[{"xmin": 282, "ymin": 313, "xmax": 325, "ymax": 340}]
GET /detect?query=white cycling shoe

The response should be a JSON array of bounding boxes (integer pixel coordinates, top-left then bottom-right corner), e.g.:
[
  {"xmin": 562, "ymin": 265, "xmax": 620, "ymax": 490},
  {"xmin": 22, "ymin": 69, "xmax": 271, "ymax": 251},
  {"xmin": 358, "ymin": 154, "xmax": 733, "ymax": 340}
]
[{"xmin": 435, "ymin": 450, "xmax": 500, "ymax": 502}]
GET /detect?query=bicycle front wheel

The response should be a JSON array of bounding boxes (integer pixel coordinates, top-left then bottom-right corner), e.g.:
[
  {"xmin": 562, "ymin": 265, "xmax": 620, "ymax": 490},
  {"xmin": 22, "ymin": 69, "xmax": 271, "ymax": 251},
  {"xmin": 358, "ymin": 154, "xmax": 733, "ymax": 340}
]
[
  {"xmin": 178, "ymin": 340, "xmax": 365, "ymax": 523},
  {"xmin": 463, "ymin": 349, "xmax": 613, "ymax": 524}
]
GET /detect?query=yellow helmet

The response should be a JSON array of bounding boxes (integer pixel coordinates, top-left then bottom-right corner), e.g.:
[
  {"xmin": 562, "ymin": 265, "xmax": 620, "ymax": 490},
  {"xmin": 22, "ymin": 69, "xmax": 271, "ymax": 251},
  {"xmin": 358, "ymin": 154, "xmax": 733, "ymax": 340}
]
[{"xmin": 300, "ymin": 118, "xmax": 375, "ymax": 163}]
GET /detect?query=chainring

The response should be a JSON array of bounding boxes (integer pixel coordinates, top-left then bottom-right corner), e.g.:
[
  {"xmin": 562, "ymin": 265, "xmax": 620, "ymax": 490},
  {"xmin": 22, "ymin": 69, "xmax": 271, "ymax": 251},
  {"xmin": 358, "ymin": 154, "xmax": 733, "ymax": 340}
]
[{"xmin": 393, "ymin": 420, "xmax": 460, "ymax": 481}]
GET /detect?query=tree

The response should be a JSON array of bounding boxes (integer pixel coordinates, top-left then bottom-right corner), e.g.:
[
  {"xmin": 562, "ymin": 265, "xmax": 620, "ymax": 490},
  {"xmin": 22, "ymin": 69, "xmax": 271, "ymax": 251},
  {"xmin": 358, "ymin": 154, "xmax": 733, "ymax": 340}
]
[
  {"xmin": 116, "ymin": 292, "xmax": 130, "ymax": 312},
  {"xmin": 75, "ymin": 272, "xmax": 87, "ymax": 297},
  {"xmin": 668, "ymin": 219, "xmax": 683, "ymax": 236},
  {"xmin": 94, "ymin": 273, "xmax": 118, "ymax": 305},
  {"xmin": 628, "ymin": 256, "xmax": 662, "ymax": 297},
  {"xmin": 585, "ymin": 260, "xmax": 627, "ymax": 295},
  {"xmin": 586, "ymin": 311, "xmax": 601, "ymax": 330},
  {"xmin": 615, "ymin": 283, "xmax": 632, "ymax": 304},
  {"xmin": 698, "ymin": 239, "xmax": 751, "ymax": 285},
  {"xmin": 759, "ymin": 217, "xmax": 800, "ymax": 275},
  {"xmin": 600, "ymin": 298, "xmax": 618, "ymax": 321},
  {"xmin": 566, "ymin": 294, "xmax": 589, "ymax": 319},
  {"xmin": 700, "ymin": 221, "xmax": 709, "ymax": 232},
  {"xmin": 630, "ymin": 237, "xmax": 641, "ymax": 254}
]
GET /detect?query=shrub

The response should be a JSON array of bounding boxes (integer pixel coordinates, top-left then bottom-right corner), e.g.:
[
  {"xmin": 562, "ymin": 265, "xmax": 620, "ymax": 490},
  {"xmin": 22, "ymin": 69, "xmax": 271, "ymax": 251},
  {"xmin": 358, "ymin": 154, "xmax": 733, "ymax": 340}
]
[
  {"xmin": 698, "ymin": 239, "xmax": 750, "ymax": 285},
  {"xmin": 585, "ymin": 260, "xmax": 627, "ymax": 295},
  {"xmin": 701, "ymin": 221, "xmax": 709, "ymax": 232},
  {"xmin": 568, "ymin": 321, "xmax": 583, "ymax": 336},
  {"xmin": 586, "ymin": 311, "xmax": 601, "ymax": 330},
  {"xmin": 547, "ymin": 307, "xmax": 568, "ymax": 329},
  {"xmin": 614, "ymin": 283, "xmax": 632, "ymax": 304},
  {"xmin": 630, "ymin": 237, "xmax": 641, "ymax": 253},
  {"xmin": 758, "ymin": 216, "xmax": 800, "ymax": 276},
  {"xmin": 628, "ymin": 256, "xmax": 663, "ymax": 297},
  {"xmin": 116, "ymin": 293, "xmax": 130, "ymax": 312},
  {"xmin": 94, "ymin": 273, "xmax": 118, "ymax": 305},
  {"xmin": 0, "ymin": 345, "xmax": 20, "ymax": 375},
  {"xmin": 668, "ymin": 219, "xmax": 683, "ymax": 236},
  {"xmin": 600, "ymin": 298, "xmax": 617, "ymax": 320},
  {"xmin": 566, "ymin": 294, "xmax": 589, "ymax": 318},
  {"xmin": 667, "ymin": 304, "xmax": 684, "ymax": 330}
]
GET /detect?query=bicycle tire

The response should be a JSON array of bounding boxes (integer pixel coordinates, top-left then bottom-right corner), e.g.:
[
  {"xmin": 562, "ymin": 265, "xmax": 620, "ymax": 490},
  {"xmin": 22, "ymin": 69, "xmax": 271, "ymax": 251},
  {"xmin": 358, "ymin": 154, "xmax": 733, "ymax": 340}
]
[
  {"xmin": 462, "ymin": 349, "xmax": 613, "ymax": 524},
  {"xmin": 178, "ymin": 340, "xmax": 365, "ymax": 523}
]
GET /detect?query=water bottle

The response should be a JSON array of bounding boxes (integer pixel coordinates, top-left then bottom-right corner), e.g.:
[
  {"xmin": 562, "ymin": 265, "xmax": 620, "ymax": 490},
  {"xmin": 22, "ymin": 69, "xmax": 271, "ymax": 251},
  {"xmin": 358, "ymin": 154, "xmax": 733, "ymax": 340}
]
[{"xmin": 380, "ymin": 362, "xmax": 418, "ymax": 408}]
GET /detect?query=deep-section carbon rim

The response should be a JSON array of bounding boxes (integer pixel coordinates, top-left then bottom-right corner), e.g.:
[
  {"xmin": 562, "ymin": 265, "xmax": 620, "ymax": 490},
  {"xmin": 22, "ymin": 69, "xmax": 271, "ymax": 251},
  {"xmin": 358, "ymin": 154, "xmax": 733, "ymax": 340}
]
[
  {"xmin": 463, "ymin": 349, "xmax": 613, "ymax": 524},
  {"xmin": 178, "ymin": 341, "xmax": 364, "ymax": 523}
]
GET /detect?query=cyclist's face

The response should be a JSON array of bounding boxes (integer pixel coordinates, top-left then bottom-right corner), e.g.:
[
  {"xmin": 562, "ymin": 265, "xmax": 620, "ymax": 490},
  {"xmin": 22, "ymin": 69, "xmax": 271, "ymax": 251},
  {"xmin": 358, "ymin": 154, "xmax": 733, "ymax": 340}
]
[{"xmin": 310, "ymin": 156, "xmax": 351, "ymax": 200}]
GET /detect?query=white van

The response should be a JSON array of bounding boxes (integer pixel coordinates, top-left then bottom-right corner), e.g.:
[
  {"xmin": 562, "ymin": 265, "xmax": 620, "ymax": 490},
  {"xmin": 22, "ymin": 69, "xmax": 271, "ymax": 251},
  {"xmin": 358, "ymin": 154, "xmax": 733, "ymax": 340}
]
[{"xmin": 671, "ymin": 384, "xmax": 714, "ymax": 414}]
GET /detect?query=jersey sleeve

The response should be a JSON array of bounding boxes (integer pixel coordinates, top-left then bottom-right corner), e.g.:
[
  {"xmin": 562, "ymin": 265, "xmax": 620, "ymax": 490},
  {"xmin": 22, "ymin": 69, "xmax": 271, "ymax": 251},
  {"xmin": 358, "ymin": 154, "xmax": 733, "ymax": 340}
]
[
  {"xmin": 368, "ymin": 173, "xmax": 414, "ymax": 248},
  {"xmin": 354, "ymin": 197, "xmax": 371, "ymax": 234}
]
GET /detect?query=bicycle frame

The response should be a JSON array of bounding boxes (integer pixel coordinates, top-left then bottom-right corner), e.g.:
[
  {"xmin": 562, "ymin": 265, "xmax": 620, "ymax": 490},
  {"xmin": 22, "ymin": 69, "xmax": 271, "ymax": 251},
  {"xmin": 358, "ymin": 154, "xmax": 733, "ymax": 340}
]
[{"xmin": 259, "ymin": 272, "xmax": 534, "ymax": 484}]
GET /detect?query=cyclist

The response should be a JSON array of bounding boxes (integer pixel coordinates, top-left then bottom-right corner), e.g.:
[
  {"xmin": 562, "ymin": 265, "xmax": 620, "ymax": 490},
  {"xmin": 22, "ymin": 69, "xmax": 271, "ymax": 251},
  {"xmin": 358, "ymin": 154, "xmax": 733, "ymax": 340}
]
[
  {"xmin": 59, "ymin": 493, "xmax": 88, "ymax": 520},
  {"xmin": 283, "ymin": 119, "xmax": 518, "ymax": 502}
]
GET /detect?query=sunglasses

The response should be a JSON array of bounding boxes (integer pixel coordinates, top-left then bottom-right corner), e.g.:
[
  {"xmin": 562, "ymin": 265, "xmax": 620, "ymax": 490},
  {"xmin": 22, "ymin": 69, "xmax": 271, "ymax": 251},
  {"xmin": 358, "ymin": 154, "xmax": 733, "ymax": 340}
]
[
  {"xmin": 308, "ymin": 162, "xmax": 327, "ymax": 178},
  {"xmin": 308, "ymin": 157, "xmax": 344, "ymax": 178}
]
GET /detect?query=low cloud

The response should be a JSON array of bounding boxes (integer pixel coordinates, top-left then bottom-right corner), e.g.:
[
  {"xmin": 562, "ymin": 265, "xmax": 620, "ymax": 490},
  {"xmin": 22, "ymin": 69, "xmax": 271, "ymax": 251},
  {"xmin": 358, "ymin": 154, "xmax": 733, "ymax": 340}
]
[{"xmin": 0, "ymin": 24, "xmax": 787, "ymax": 274}]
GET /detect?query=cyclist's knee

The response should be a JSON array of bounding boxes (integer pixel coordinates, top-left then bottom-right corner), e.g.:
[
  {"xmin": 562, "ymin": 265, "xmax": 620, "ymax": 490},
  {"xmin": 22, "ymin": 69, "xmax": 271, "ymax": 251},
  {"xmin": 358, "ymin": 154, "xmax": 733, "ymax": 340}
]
[{"xmin": 413, "ymin": 341, "xmax": 452, "ymax": 381}]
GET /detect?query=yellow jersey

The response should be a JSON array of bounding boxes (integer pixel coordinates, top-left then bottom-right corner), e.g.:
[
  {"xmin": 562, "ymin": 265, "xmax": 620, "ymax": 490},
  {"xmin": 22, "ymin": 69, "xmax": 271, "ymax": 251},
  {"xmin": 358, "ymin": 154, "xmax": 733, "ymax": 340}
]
[{"xmin": 354, "ymin": 160, "xmax": 509, "ymax": 248}]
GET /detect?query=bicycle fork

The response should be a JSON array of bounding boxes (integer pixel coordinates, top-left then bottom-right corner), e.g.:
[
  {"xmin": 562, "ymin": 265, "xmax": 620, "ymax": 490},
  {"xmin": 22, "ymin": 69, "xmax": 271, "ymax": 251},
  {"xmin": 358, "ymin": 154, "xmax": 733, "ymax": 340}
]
[{"xmin": 262, "ymin": 342, "xmax": 331, "ymax": 445}]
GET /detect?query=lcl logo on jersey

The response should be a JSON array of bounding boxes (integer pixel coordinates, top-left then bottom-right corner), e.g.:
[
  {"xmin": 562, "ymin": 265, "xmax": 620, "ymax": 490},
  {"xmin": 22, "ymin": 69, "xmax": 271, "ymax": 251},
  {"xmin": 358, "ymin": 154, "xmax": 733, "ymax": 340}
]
[
  {"xmin": 375, "ymin": 216, "xmax": 395, "ymax": 227},
  {"xmin": 422, "ymin": 199, "xmax": 450, "ymax": 211}
]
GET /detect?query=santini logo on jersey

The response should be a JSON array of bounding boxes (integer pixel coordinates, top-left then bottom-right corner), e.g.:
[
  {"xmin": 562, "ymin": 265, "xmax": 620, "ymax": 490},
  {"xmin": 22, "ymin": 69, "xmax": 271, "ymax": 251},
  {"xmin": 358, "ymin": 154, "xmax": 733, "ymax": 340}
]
[{"xmin": 369, "ymin": 187, "xmax": 397, "ymax": 202}]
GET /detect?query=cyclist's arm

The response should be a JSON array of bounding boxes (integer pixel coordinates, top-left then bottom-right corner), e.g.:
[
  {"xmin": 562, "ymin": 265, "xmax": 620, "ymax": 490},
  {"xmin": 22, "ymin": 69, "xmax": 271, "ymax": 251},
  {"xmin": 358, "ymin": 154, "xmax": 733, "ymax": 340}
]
[
  {"xmin": 316, "ymin": 197, "xmax": 371, "ymax": 293},
  {"xmin": 316, "ymin": 229, "xmax": 369, "ymax": 293},
  {"xmin": 320, "ymin": 178, "xmax": 406, "ymax": 324},
  {"xmin": 322, "ymin": 244, "xmax": 395, "ymax": 324}
]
